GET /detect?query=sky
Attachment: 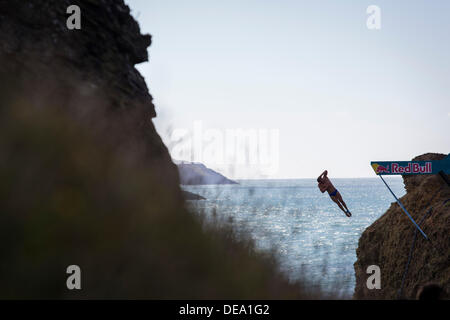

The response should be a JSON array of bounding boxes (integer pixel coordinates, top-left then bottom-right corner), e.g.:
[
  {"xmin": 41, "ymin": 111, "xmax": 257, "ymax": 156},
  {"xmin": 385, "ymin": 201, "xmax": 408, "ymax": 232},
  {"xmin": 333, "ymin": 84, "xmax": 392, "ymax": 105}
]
[{"xmin": 126, "ymin": 0, "xmax": 450, "ymax": 179}]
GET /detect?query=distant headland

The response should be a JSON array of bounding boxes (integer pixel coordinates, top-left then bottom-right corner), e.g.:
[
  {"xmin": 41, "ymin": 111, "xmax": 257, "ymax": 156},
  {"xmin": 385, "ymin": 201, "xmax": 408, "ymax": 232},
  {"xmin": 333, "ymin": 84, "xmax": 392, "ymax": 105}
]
[{"xmin": 174, "ymin": 160, "xmax": 238, "ymax": 185}]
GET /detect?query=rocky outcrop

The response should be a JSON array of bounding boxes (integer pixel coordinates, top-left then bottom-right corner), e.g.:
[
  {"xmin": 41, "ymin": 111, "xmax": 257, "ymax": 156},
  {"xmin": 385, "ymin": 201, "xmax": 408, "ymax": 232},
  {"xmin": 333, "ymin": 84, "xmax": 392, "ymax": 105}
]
[
  {"xmin": 354, "ymin": 153, "xmax": 450, "ymax": 299},
  {"xmin": 0, "ymin": 0, "xmax": 152, "ymax": 111},
  {"xmin": 176, "ymin": 161, "xmax": 238, "ymax": 185},
  {"xmin": 0, "ymin": 0, "xmax": 181, "ymax": 204},
  {"xmin": 182, "ymin": 190, "xmax": 206, "ymax": 200}
]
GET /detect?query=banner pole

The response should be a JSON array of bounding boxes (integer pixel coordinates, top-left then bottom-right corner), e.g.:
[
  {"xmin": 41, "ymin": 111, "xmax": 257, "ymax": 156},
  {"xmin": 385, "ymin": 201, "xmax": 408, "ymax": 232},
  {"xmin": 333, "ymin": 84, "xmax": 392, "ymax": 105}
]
[{"xmin": 379, "ymin": 175, "xmax": 428, "ymax": 240}]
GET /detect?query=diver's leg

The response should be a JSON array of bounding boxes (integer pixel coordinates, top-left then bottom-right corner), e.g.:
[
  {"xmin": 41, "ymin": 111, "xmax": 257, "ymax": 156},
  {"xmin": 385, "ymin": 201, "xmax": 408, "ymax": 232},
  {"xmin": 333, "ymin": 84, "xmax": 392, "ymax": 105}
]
[
  {"xmin": 331, "ymin": 197, "xmax": 346, "ymax": 213},
  {"xmin": 332, "ymin": 196, "xmax": 351, "ymax": 217},
  {"xmin": 336, "ymin": 192, "xmax": 349, "ymax": 212}
]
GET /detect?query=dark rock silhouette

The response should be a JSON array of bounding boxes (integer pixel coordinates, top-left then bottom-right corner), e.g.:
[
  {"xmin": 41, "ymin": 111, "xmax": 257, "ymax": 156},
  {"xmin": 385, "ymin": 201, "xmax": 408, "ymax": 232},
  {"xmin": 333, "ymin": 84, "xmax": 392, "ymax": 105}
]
[
  {"xmin": 354, "ymin": 153, "xmax": 450, "ymax": 299},
  {"xmin": 416, "ymin": 283, "xmax": 447, "ymax": 300},
  {"xmin": 0, "ymin": 0, "xmax": 314, "ymax": 299},
  {"xmin": 0, "ymin": 0, "xmax": 181, "ymax": 203}
]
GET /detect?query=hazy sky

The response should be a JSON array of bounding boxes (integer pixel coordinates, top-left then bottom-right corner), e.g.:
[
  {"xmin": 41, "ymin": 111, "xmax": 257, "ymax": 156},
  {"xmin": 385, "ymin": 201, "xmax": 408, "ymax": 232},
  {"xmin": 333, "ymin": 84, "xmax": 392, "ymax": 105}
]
[{"xmin": 127, "ymin": 0, "xmax": 450, "ymax": 179}]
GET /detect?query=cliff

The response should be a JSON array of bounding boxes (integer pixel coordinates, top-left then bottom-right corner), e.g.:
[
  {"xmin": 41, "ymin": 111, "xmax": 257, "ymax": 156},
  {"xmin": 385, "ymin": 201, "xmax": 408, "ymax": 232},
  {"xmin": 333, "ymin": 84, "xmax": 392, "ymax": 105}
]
[
  {"xmin": 354, "ymin": 153, "xmax": 450, "ymax": 299},
  {"xmin": 0, "ymin": 0, "xmax": 311, "ymax": 299},
  {"xmin": 0, "ymin": 0, "xmax": 181, "ymax": 203}
]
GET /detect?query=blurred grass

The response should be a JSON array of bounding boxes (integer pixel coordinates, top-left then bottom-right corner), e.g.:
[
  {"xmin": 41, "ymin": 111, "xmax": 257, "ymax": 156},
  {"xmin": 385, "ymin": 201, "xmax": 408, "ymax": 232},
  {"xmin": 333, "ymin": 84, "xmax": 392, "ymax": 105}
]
[{"xmin": 0, "ymin": 61, "xmax": 336, "ymax": 299}]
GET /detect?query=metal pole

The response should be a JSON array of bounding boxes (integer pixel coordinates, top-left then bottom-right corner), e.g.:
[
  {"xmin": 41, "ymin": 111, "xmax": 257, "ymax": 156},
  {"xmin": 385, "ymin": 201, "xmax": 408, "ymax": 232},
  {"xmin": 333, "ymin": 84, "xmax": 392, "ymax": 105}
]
[{"xmin": 379, "ymin": 175, "xmax": 428, "ymax": 240}]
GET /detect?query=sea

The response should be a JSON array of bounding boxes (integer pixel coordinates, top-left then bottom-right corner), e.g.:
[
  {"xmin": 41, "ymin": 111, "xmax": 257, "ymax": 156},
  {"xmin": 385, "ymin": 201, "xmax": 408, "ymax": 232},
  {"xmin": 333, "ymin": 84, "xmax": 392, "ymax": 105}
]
[{"xmin": 182, "ymin": 177, "xmax": 406, "ymax": 298}]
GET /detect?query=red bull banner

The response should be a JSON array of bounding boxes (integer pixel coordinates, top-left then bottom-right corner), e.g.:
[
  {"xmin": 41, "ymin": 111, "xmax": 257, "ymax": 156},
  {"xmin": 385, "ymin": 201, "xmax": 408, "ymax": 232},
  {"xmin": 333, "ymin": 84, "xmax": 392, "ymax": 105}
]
[{"xmin": 371, "ymin": 154, "xmax": 450, "ymax": 175}]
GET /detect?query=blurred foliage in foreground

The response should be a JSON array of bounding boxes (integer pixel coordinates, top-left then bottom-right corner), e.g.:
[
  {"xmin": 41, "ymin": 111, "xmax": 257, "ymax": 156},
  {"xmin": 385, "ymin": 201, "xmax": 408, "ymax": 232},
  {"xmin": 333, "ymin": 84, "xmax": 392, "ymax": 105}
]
[{"xmin": 0, "ymin": 66, "xmax": 336, "ymax": 299}]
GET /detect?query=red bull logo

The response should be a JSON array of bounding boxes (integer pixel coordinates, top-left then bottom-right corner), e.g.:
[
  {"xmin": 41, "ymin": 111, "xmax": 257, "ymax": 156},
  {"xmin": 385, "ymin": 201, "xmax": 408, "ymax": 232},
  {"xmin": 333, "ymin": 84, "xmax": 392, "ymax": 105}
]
[{"xmin": 376, "ymin": 165, "xmax": 390, "ymax": 174}]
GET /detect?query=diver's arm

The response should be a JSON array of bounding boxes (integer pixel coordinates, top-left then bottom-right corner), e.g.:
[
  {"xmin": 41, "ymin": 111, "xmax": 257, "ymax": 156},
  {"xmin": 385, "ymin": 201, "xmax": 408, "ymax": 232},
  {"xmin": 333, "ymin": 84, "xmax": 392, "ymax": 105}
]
[{"xmin": 318, "ymin": 170, "xmax": 327, "ymax": 180}]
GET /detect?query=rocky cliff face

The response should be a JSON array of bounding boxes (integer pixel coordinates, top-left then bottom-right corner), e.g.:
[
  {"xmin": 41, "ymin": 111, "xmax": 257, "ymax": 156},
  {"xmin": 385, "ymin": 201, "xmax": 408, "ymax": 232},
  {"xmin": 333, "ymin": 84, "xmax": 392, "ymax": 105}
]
[
  {"xmin": 0, "ymin": 0, "xmax": 181, "ymax": 203},
  {"xmin": 1, "ymin": 0, "xmax": 152, "ymax": 108},
  {"xmin": 354, "ymin": 153, "xmax": 450, "ymax": 299}
]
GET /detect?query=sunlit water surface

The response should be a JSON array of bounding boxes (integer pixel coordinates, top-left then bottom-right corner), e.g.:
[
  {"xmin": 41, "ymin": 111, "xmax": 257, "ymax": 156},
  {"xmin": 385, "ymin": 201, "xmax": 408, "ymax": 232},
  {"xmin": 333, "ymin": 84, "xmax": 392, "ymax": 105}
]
[{"xmin": 183, "ymin": 178, "xmax": 405, "ymax": 297}]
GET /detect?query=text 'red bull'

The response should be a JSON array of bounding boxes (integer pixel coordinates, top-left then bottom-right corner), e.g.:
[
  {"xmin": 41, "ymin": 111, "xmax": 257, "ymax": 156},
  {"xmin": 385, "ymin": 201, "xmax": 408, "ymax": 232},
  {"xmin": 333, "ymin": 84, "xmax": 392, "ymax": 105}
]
[{"xmin": 391, "ymin": 162, "xmax": 432, "ymax": 174}]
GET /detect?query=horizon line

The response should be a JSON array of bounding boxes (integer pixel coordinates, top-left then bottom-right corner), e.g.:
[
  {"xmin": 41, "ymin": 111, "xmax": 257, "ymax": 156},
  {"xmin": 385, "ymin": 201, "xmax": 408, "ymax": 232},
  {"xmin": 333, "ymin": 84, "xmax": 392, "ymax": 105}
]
[{"xmin": 232, "ymin": 176, "xmax": 403, "ymax": 181}]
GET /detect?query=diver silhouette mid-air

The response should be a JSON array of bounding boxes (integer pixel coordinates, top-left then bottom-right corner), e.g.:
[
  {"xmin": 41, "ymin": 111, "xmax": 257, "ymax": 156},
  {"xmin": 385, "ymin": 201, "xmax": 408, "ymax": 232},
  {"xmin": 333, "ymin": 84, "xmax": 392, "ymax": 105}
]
[{"xmin": 317, "ymin": 170, "xmax": 351, "ymax": 217}]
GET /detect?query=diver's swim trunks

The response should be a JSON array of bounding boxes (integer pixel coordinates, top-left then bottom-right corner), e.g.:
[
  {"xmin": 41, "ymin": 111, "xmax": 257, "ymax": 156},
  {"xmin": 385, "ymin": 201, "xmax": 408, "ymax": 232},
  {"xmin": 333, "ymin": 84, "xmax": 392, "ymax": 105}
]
[{"xmin": 329, "ymin": 189, "xmax": 338, "ymax": 197}]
